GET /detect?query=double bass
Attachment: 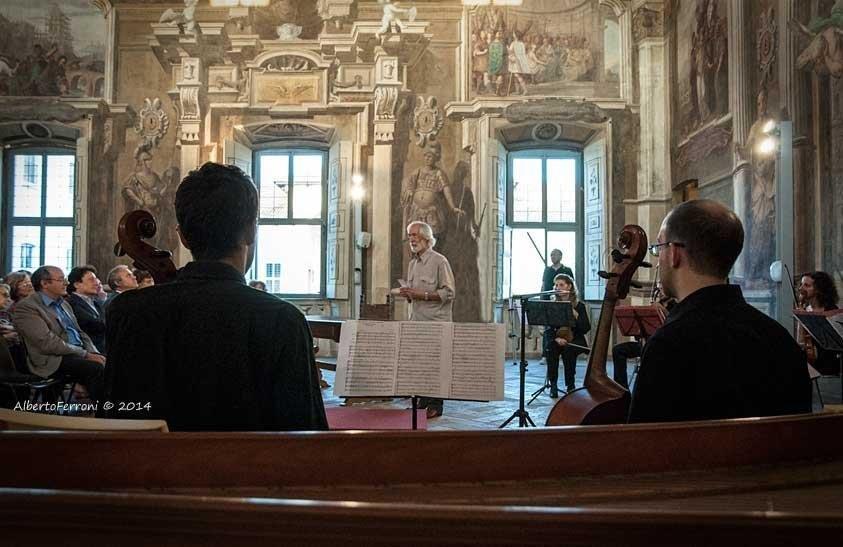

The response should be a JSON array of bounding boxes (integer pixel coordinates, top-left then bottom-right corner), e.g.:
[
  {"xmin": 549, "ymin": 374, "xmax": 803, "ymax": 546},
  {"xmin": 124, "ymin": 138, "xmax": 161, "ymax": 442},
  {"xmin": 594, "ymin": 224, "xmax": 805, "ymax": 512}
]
[
  {"xmin": 545, "ymin": 225, "xmax": 649, "ymax": 426},
  {"xmin": 114, "ymin": 210, "xmax": 178, "ymax": 283}
]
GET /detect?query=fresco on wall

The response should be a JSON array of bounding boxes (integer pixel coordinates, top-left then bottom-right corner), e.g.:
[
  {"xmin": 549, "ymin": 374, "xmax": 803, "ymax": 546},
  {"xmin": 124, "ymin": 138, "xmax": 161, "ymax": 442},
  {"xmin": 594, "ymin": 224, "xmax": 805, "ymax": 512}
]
[
  {"xmin": 253, "ymin": 0, "xmax": 323, "ymax": 40},
  {"xmin": 0, "ymin": 1, "xmax": 106, "ymax": 97},
  {"xmin": 468, "ymin": 0, "xmax": 620, "ymax": 99},
  {"xmin": 673, "ymin": 0, "xmax": 728, "ymax": 138}
]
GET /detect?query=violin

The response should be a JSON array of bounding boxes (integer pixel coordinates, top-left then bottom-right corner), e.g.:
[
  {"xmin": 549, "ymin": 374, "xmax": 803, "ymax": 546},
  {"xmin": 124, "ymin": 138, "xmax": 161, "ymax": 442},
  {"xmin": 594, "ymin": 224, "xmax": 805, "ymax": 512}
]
[
  {"xmin": 114, "ymin": 210, "xmax": 178, "ymax": 284},
  {"xmin": 545, "ymin": 224, "xmax": 649, "ymax": 426}
]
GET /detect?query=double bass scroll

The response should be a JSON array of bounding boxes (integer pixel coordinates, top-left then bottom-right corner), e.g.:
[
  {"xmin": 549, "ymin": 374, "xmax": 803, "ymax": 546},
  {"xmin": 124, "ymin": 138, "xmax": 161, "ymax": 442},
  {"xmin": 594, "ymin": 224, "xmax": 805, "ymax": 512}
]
[{"xmin": 114, "ymin": 210, "xmax": 178, "ymax": 284}]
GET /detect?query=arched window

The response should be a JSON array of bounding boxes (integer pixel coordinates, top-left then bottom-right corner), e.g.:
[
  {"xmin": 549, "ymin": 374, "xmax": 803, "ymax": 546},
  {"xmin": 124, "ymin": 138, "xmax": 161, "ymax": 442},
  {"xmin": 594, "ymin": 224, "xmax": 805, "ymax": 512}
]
[
  {"xmin": 3, "ymin": 148, "xmax": 76, "ymax": 273},
  {"xmin": 251, "ymin": 149, "xmax": 326, "ymax": 297}
]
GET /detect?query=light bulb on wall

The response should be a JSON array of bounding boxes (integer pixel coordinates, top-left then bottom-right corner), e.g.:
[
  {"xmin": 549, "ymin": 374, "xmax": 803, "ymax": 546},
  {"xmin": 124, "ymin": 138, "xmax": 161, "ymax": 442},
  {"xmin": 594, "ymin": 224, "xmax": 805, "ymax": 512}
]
[
  {"xmin": 351, "ymin": 173, "xmax": 364, "ymax": 186},
  {"xmin": 757, "ymin": 136, "xmax": 777, "ymax": 156},
  {"xmin": 761, "ymin": 119, "xmax": 776, "ymax": 134}
]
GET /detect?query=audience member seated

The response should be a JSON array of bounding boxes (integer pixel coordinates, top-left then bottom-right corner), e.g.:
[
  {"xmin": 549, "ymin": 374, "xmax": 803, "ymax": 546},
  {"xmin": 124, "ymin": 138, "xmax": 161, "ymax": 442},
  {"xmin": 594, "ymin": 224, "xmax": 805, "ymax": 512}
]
[
  {"xmin": 104, "ymin": 163, "xmax": 328, "ymax": 431},
  {"xmin": 12, "ymin": 266, "xmax": 105, "ymax": 401},
  {"xmin": 612, "ymin": 338, "xmax": 642, "ymax": 390},
  {"xmin": 5, "ymin": 271, "xmax": 33, "ymax": 311},
  {"xmin": 248, "ymin": 280, "xmax": 267, "ymax": 291},
  {"xmin": 628, "ymin": 199, "xmax": 811, "ymax": 423},
  {"xmin": 134, "ymin": 269, "xmax": 154, "ymax": 289},
  {"xmin": 104, "ymin": 265, "xmax": 138, "ymax": 308},
  {"xmin": 0, "ymin": 283, "xmax": 25, "ymax": 372},
  {"xmin": 67, "ymin": 265, "xmax": 107, "ymax": 354}
]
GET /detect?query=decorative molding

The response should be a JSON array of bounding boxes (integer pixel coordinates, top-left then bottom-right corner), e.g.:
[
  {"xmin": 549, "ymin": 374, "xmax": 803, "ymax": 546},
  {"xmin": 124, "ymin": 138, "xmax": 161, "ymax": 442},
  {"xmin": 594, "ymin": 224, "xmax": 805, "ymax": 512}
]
[
  {"xmin": 504, "ymin": 99, "xmax": 609, "ymax": 124},
  {"xmin": 259, "ymin": 55, "xmax": 317, "ymax": 72},
  {"xmin": 632, "ymin": 7, "xmax": 664, "ymax": 41},
  {"xmin": 242, "ymin": 122, "xmax": 335, "ymax": 146},
  {"xmin": 374, "ymin": 86, "xmax": 399, "ymax": 121},
  {"xmin": 757, "ymin": 6, "xmax": 777, "ymax": 91},
  {"xmin": 0, "ymin": 99, "xmax": 85, "ymax": 123},
  {"xmin": 531, "ymin": 122, "xmax": 562, "ymax": 142},
  {"xmin": 413, "ymin": 95, "xmax": 444, "ymax": 147},
  {"xmin": 134, "ymin": 98, "xmax": 170, "ymax": 149}
]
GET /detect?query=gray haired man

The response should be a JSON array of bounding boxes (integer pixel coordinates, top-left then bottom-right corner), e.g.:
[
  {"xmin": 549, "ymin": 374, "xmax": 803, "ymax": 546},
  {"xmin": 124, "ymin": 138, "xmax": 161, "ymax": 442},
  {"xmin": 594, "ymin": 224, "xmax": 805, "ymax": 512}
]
[{"xmin": 399, "ymin": 221, "xmax": 456, "ymax": 418}]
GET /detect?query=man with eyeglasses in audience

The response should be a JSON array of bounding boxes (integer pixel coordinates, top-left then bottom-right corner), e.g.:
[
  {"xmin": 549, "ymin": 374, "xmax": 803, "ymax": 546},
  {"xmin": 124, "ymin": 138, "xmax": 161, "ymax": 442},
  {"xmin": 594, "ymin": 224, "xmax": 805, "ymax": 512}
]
[
  {"xmin": 628, "ymin": 199, "xmax": 810, "ymax": 423},
  {"xmin": 67, "ymin": 265, "xmax": 108, "ymax": 354},
  {"xmin": 12, "ymin": 266, "xmax": 105, "ymax": 401}
]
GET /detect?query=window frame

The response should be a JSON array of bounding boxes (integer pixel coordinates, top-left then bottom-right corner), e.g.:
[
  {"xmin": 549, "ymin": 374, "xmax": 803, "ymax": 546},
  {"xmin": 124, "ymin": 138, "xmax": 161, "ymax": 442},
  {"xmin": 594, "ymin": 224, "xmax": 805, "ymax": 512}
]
[
  {"xmin": 252, "ymin": 148, "xmax": 328, "ymax": 299},
  {"xmin": 2, "ymin": 146, "xmax": 77, "ymax": 274},
  {"xmin": 506, "ymin": 148, "xmax": 584, "ymax": 294}
]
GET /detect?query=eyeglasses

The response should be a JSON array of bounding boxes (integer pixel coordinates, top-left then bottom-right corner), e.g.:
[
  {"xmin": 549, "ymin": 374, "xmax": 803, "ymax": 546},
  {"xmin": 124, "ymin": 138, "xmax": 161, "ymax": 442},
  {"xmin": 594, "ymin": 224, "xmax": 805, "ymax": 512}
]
[
  {"xmin": 648, "ymin": 241, "xmax": 685, "ymax": 257},
  {"xmin": 46, "ymin": 277, "xmax": 68, "ymax": 284}
]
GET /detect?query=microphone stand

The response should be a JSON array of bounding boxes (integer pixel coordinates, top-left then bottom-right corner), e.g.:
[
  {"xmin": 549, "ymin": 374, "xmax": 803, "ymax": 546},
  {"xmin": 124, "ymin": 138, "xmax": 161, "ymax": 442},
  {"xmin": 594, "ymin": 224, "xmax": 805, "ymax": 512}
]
[{"xmin": 499, "ymin": 290, "xmax": 557, "ymax": 429}]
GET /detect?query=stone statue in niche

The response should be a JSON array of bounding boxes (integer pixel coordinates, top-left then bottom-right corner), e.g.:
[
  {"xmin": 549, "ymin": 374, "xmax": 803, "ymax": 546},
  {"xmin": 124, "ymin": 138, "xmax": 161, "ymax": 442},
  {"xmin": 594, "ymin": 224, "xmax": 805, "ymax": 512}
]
[
  {"xmin": 159, "ymin": 0, "xmax": 198, "ymax": 35},
  {"xmin": 791, "ymin": 0, "xmax": 843, "ymax": 78},
  {"xmin": 401, "ymin": 141, "xmax": 464, "ymax": 244},
  {"xmin": 276, "ymin": 23, "xmax": 303, "ymax": 40},
  {"xmin": 376, "ymin": 0, "xmax": 417, "ymax": 42},
  {"xmin": 744, "ymin": 89, "xmax": 776, "ymax": 284}
]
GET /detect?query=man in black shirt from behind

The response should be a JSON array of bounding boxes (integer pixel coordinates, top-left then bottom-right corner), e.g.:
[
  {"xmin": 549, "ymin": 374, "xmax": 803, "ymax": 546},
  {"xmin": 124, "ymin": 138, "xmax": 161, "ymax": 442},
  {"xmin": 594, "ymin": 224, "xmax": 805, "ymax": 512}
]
[
  {"xmin": 104, "ymin": 163, "xmax": 327, "ymax": 431},
  {"xmin": 628, "ymin": 199, "xmax": 811, "ymax": 423}
]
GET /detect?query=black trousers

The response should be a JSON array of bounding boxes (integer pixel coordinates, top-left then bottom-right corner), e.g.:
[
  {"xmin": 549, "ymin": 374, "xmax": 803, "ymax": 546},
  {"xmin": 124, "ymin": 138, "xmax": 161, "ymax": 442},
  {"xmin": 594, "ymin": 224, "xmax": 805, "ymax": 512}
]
[
  {"xmin": 611, "ymin": 341, "xmax": 642, "ymax": 389},
  {"xmin": 546, "ymin": 337, "xmax": 587, "ymax": 390},
  {"xmin": 55, "ymin": 354, "xmax": 104, "ymax": 401}
]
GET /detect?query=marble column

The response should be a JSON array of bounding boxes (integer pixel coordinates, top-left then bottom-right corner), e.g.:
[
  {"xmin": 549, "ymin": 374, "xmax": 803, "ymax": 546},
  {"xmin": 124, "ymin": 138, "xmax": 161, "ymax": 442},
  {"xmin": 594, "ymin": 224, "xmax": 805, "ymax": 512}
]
[
  {"xmin": 635, "ymin": 33, "xmax": 671, "ymax": 282},
  {"xmin": 728, "ymin": 0, "xmax": 753, "ymax": 280},
  {"xmin": 779, "ymin": 0, "xmax": 812, "ymax": 272},
  {"xmin": 176, "ymin": 58, "xmax": 203, "ymax": 267}
]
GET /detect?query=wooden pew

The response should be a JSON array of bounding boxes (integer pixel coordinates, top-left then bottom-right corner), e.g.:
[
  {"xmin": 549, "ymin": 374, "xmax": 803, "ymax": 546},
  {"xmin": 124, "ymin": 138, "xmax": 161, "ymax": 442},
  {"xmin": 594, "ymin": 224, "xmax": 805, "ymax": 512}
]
[{"xmin": 2, "ymin": 413, "xmax": 843, "ymax": 545}]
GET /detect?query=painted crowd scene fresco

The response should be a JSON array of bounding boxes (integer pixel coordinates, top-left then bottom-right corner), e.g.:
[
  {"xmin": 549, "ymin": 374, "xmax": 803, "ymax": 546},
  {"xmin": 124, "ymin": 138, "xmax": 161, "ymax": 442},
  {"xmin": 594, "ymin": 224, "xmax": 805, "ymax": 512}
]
[
  {"xmin": 0, "ymin": 1, "xmax": 106, "ymax": 97},
  {"xmin": 468, "ymin": 0, "xmax": 620, "ymax": 98}
]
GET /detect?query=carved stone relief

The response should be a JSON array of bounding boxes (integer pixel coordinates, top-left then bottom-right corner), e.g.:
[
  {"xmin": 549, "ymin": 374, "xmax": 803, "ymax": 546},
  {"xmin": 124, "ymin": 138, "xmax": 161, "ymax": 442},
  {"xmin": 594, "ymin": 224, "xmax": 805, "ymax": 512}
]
[
  {"xmin": 504, "ymin": 98, "xmax": 609, "ymax": 124},
  {"xmin": 260, "ymin": 55, "xmax": 317, "ymax": 72},
  {"xmin": 374, "ymin": 86, "xmax": 399, "ymax": 120},
  {"xmin": 412, "ymin": 95, "xmax": 444, "ymax": 147},
  {"xmin": 757, "ymin": 6, "xmax": 777, "ymax": 91},
  {"xmin": 134, "ymin": 98, "xmax": 170, "ymax": 149},
  {"xmin": 632, "ymin": 7, "xmax": 664, "ymax": 42}
]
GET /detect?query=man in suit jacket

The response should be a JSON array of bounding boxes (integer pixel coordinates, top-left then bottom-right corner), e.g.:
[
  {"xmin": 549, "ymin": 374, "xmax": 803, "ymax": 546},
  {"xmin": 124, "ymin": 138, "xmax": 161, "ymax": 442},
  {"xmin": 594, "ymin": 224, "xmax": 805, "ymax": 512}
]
[
  {"xmin": 13, "ymin": 266, "xmax": 106, "ymax": 400},
  {"xmin": 67, "ymin": 265, "xmax": 107, "ymax": 354},
  {"xmin": 104, "ymin": 265, "xmax": 138, "ymax": 309}
]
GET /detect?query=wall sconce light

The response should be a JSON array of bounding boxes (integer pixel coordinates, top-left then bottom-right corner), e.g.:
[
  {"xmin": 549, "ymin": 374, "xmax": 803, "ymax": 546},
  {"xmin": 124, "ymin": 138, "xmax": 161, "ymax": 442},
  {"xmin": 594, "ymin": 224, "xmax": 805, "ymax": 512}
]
[
  {"xmin": 756, "ymin": 118, "xmax": 778, "ymax": 156},
  {"xmin": 350, "ymin": 173, "xmax": 365, "ymax": 201}
]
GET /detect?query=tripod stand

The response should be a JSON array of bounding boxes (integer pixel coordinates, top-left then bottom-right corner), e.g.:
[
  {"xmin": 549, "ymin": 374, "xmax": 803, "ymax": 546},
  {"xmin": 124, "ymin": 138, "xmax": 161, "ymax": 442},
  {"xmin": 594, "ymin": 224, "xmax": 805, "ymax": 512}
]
[{"xmin": 499, "ymin": 294, "xmax": 536, "ymax": 428}]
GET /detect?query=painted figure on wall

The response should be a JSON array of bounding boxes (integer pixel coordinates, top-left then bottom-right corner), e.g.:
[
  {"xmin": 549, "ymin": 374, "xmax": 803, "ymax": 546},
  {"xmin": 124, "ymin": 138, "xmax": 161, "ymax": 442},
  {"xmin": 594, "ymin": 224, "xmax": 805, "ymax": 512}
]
[
  {"xmin": 401, "ymin": 141, "xmax": 464, "ymax": 243},
  {"xmin": 440, "ymin": 159, "xmax": 482, "ymax": 322},
  {"xmin": 792, "ymin": 0, "xmax": 843, "ymax": 78},
  {"xmin": 376, "ymin": 0, "xmax": 417, "ymax": 41},
  {"xmin": 0, "ymin": 1, "xmax": 106, "ymax": 98},
  {"xmin": 123, "ymin": 144, "xmax": 168, "ymax": 216},
  {"xmin": 746, "ymin": 89, "xmax": 777, "ymax": 283},
  {"xmin": 689, "ymin": 0, "xmax": 727, "ymax": 125},
  {"xmin": 468, "ymin": 0, "xmax": 617, "ymax": 98}
]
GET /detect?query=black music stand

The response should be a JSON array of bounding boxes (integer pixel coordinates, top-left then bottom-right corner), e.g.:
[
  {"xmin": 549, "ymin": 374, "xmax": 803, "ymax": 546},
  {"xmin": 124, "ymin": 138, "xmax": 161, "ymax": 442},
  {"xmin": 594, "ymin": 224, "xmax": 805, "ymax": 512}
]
[
  {"xmin": 499, "ymin": 291, "xmax": 563, "ymax": 428},
  {"xmin": 526, "ymin": 300, "xmax": 575, "ymax": 405},
  {"xmin": 794, "ymin": 309, "xmax": 843, "ymax": 396}
]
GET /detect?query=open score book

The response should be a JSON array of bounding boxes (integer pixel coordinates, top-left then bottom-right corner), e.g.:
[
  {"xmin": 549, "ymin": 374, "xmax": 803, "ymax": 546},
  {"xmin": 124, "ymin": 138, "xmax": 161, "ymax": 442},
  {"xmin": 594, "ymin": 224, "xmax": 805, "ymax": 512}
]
[{"xmin": 334, "ymin": 320, "xmax": 506, "ymax": 401}]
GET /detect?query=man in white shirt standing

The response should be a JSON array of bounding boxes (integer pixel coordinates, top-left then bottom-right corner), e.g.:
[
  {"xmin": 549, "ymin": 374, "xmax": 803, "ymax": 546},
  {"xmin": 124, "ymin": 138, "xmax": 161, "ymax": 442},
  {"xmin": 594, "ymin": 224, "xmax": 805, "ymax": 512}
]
[{"xmin": 399, "ymin": 221, "xmax": 456, "ymax": 418}]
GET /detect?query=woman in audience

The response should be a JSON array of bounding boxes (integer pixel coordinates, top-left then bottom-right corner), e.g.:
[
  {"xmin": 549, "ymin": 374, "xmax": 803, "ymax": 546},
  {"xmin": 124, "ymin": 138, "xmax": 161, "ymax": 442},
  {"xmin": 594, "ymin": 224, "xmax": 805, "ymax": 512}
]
[
  {"xmin": 0, "ymin": 283, "xmax": 26, "ymax": 371},
  {"xmin": 5, "ymin": 271, "xmax": 33, "ymax": 310}
]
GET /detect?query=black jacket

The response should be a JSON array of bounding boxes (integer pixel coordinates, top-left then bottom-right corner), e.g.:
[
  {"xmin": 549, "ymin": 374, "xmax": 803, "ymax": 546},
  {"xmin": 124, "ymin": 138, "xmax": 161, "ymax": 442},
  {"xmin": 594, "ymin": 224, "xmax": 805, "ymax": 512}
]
[
  {"xmin": 103, "ymin": 261, "xmax": 328, "ymax": 432},
  {"xmin": 67, "ymin": 293, "xmax": 107, "ymax": 354},
  {"xmin": 629, "ymin": 284, "xmax": 811, "ymax": 423}
]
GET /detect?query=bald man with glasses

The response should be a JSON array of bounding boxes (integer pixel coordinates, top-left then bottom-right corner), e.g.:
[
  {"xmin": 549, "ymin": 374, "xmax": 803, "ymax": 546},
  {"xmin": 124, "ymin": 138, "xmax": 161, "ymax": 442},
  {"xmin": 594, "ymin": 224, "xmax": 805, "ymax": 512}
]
[{"xmin": 13, "ymin": 265, "xmax": 105, "ymax": 401}]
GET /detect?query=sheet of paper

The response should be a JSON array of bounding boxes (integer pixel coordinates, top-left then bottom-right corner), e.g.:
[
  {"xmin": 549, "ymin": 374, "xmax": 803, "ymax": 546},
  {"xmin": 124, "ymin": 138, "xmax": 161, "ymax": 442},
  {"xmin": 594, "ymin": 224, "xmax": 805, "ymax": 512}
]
[
  {"xmin": 449, "ymin": 323, "xmax": 505, "ymax": 401},
  {"xmin": 395, "ymin": 321, "xmax": 450, "ymax": 397},
  {"xmin": 334, "ymin": 320, "xmax": 399, "ymax": 397}
]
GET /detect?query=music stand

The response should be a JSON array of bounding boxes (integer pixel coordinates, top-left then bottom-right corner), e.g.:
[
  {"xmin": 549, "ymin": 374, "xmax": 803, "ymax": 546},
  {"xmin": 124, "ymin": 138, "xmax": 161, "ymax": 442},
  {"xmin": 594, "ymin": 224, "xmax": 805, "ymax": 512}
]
[
  {"xmin": 525, "ymin": 300, "xmax": 575, "ymax": 405},
  {"xmin": 614, "ymin": 305, "xmax": 664, "ymax": 339},
  {"xmin": 794, "ymin": 309, "xmax": 843, "ymax": 396},
  {"xmin": 499, "ymin": 292, "xmax": 564, "ymax": 428}
]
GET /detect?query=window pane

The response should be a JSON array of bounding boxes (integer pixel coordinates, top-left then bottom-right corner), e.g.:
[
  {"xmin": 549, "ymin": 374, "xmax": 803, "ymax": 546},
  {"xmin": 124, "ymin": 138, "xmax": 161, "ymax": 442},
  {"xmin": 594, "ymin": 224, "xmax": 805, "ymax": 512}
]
[
  {"xmin": 547, "ymin": 158, "xmax": 576, "ymax": 223},
  {"xmin": 546, "ymin": 231, "xmax": 577, "ymax": 283},
  {"xmin": 46, "ymin": 155, "xmax": 76, "ymax": 218},
  {"xmin": 43, "ymin": 226, "xmax": 74, "ymax": 273},
  {"xmin": 509, "ymin": 228, "xmax": 546, "ymax": 297},
  {"xmin": 13, "ymin": 155, "xmax": 43, "ymax": 217},
  {"xmin": 11, "ymin": 226, "xmax": 41, "ymax": 271},
  {"xmin": 259, "ymin": 155, "xmax": 289, "ymax": 219},
  {"xmin": 292, "ymin": 155, "xmax": 323, "ymax": 218},
  {"xmin": 512, "ymin": 158, "xmax": 542, "ymax": 222},
  {"xmin": 254, "ymin": 224, "xmax": 322, "ymax": 294}
]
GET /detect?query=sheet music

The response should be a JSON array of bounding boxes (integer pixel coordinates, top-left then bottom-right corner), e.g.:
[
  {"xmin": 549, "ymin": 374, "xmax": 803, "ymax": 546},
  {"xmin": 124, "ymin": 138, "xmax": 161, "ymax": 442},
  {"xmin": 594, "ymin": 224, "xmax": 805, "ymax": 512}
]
[
  {"xmin": 449, "ymin": 323, "xmax": 505, "ymax": 401},
  {"xmin": 335, "ymin": 320, "xmax": 399, "ymax": 396},
  {"xmin": 395, "ymin": 322, "xmax": 450, "ymax": 397},
  {"xmin": 334, "ymin": 320, "xmax": 505, "ymax": 401}
]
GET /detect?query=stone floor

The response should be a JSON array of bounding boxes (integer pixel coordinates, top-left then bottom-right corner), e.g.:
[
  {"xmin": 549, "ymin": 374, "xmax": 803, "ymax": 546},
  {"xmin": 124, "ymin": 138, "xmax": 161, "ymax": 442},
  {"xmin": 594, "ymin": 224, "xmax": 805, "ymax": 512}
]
[{"xmin": 321, "ymin": 357, "xmax": 843, "ymax": 431}]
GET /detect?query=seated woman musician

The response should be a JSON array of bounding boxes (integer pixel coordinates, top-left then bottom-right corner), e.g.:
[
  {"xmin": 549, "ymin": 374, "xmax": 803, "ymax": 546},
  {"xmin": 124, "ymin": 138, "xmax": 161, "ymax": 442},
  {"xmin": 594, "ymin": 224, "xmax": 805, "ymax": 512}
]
[
  {"xmin": 797, "ymin": 270, "xmax": 840, "ymax": 375},
  {"xmin": 545, "ymin": 273, "xmax": 590, "ymax": 398}
]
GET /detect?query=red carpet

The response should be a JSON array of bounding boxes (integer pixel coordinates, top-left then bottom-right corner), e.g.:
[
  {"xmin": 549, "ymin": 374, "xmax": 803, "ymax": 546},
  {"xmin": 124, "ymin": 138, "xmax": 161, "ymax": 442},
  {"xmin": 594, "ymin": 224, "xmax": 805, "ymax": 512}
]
[{"xmin": 326, "ymin": 407, "xmax": 428, "ymax": 430}]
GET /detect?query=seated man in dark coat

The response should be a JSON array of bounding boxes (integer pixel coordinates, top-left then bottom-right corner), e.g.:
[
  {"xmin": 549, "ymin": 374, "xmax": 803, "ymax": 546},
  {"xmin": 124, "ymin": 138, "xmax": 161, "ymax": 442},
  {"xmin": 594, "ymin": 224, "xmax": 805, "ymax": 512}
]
[
  {"xmin": 628, "ymin": 199, "xmax": 811, "ymax": 423},
  {"xmin": 67, "ymin": 265, "xmax": 107, "ymax": 354},
  {"xmin": 104, "ymin": 163, "xmax": 328, "ymax": 431}
]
